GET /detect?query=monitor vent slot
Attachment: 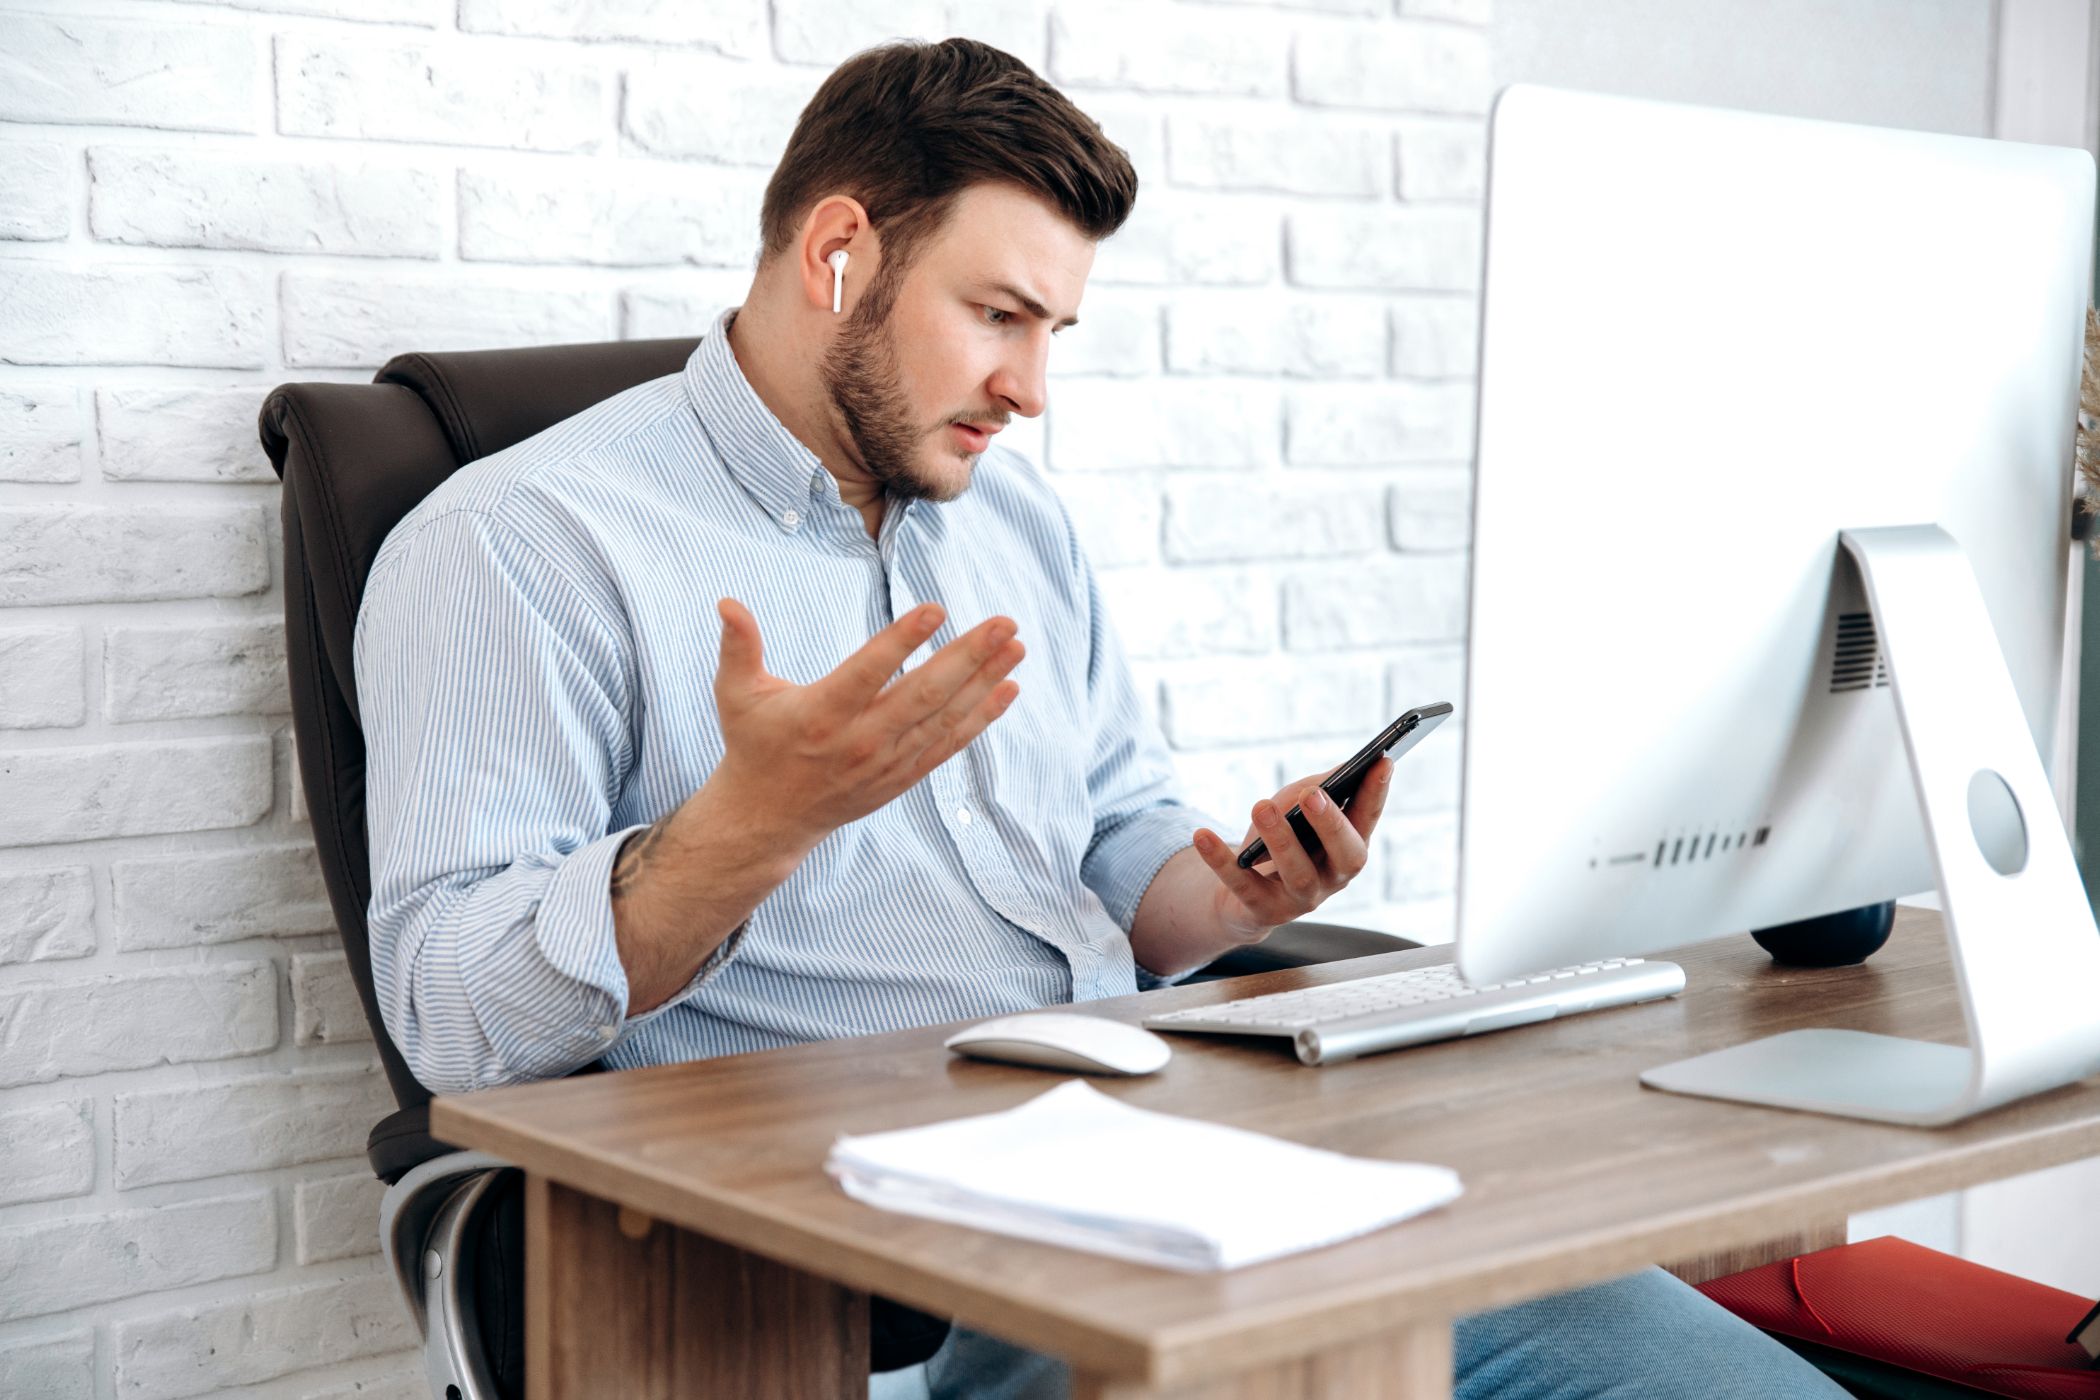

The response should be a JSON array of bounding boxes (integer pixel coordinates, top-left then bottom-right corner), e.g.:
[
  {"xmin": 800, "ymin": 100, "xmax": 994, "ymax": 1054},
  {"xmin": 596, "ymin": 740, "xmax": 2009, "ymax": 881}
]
[
  {"xmin": 1830, "ymin": 612, "xmax": 1889, "ymax": 692},
  {"xmin": 1643, "ymin": 825, "xmax": 1771, "ymax": 868}
]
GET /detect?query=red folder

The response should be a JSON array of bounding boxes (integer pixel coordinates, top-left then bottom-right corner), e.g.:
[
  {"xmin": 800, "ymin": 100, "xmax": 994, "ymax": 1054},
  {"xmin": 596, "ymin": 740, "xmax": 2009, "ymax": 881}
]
[{"xmin": 1697, "ymin": 1236, "xmax": 2100, "ymax": 1399}]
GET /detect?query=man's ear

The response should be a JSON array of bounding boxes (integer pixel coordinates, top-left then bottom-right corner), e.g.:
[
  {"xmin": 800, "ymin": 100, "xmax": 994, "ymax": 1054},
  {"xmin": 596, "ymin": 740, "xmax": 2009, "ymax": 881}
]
[{"xmin": 797, "ymin": 195, "xmax": 876, "ymax": 315}]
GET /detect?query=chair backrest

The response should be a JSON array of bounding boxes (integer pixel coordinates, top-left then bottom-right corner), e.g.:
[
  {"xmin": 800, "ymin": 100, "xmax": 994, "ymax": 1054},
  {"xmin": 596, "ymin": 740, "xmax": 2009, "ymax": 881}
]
[{"xmin": 261, "ymin": 338, "xmax": 700, "ymax": 1176}]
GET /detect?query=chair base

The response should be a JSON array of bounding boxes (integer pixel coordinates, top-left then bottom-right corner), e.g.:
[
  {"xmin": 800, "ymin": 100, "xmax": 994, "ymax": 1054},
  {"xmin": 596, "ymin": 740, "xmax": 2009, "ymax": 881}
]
[{"xmin": 381, "ymin": 1150, "xmax": 515, "ymax": 1400}]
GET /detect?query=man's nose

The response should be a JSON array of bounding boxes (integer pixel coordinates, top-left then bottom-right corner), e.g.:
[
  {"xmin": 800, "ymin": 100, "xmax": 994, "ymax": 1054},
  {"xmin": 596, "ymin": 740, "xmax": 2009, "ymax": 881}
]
[{"xmin": 988, "ymin": 335, "xmax": 1050, "ymax": 419}]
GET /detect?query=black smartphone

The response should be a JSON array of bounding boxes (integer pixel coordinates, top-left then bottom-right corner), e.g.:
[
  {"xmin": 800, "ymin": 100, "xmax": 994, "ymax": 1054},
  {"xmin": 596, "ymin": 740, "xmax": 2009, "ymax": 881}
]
[{"xmin": 1236, "ymin": 701, "xmax": 1454, "ymax": 870}]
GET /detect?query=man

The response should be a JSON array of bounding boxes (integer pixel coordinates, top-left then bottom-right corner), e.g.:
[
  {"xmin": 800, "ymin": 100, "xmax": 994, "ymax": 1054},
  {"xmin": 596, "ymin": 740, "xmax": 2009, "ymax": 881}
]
[{"xmin": 357, "ymin": 36, "xmax": 1848, "ymax": 1400}]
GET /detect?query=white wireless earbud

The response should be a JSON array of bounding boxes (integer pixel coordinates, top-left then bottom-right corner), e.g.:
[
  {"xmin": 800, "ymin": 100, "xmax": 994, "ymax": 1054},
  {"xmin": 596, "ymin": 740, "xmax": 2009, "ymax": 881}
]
[{"xmin": 827, "ymin": 249, "xmax": 848, "ymax": 314}]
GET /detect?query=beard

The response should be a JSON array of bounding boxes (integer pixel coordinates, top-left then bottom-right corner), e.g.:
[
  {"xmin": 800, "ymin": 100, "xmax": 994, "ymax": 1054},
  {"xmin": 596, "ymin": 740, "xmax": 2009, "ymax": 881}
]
[{"xmin": 818, "ymin": 283, "xmax": 980, "ymax": 505}]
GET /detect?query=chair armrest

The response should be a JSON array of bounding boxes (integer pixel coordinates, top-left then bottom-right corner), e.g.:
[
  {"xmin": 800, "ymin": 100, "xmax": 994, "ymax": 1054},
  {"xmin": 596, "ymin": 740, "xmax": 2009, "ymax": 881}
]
[
  {"xmin": 368, "ymin": 1102, "xmax": 453, "ymax": 1185},
  {"xmin": 1188, "ymin": 919, "xmax": 1417, "ymax": 982},
  {"xmin": 380, "ymin": 1150, "xmax": 514, "ymax": 1325}
]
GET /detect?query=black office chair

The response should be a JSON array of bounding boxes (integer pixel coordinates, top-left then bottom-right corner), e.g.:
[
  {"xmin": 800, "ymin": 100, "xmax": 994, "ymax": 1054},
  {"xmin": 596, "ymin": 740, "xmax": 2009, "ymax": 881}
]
[{"xmin": 260, "ymin": 337, "xmax": 1412, "ymax": 1400}]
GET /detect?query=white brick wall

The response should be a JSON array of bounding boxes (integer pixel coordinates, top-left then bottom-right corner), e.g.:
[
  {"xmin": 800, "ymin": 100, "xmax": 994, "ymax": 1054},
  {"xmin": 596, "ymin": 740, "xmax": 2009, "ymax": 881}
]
[
  {"xmin": 97, "ymin": 388, "xmax": 278, "ymax": 484},
  {"xmin": 87, "ymin": 148, "xmax": 444, "ymax": 261},
  {"xmin": 0, "ymin": 0, "xmax": 1487, "ymax": 1391},
  {"xmin": 0, "ymin": 1099, "xmax": 94, "ymax": 1206},
  {"xmin": 110, "ymin": 1275, "xmax": 416, "ymax": 1399},
  {"xmin": 0, "ymin": 388, "xmax": 84, "ymax": 481},
  {"xmin": 2, "ymin": 265, "xmax": 271, "ymax": 368},
  {"xmin": 0, "ymin": 15, "xmax": 258, "ymax": 133}
]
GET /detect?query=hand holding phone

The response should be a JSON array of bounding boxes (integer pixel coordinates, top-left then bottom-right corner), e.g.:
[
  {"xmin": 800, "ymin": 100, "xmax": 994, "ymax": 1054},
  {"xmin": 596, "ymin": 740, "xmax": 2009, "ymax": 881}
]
[{"xmin": 1236, "ymin": 702, "xmax": 1453, "ymax": 870}]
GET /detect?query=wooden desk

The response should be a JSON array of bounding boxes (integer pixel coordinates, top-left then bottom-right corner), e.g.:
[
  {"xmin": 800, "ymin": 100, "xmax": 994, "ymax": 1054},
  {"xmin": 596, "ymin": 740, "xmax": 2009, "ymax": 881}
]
[{"xmin": 432, "ymin": 908, "xmax": 2100, "ymax": 1399}]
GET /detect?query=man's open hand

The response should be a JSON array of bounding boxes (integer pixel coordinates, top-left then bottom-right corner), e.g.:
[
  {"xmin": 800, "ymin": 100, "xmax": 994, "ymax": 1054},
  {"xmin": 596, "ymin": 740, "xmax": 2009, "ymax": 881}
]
[
  {"xmin": 708, "ymin": 596, "xmax": 1023, "ymax": 854},
  {"xmin": 1189, "ymin": 756, "xmax": 1395, "ymax": 942}
]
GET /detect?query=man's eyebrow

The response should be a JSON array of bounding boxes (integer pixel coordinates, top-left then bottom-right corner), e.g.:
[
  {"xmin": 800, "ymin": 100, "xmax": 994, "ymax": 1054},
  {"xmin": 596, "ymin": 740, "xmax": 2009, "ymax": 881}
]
[{"xmin": 983, "ymin": 283, "xmax": 1079, "ymax": 329}]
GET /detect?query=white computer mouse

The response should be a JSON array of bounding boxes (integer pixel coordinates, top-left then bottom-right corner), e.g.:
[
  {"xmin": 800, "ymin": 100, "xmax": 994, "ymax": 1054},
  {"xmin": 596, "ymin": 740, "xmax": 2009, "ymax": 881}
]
[{"xmin": 944, "ymin": 1012, "xmax": 1172, "ymax": 1076}]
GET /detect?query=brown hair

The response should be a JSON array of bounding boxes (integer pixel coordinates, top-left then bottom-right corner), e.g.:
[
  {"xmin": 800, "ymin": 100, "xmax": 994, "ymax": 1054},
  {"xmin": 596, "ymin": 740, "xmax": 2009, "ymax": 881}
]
[{"xmin": 759, "ymin": 38, "xmax": 1138, "ymax": 282}]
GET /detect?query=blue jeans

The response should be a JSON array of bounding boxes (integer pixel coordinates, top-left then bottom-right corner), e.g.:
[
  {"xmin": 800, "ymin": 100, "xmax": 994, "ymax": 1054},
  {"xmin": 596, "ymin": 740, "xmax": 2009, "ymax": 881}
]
[{"xmin": 870, "ymin": 1267, "xmax": 1849, "ymax": 1400}]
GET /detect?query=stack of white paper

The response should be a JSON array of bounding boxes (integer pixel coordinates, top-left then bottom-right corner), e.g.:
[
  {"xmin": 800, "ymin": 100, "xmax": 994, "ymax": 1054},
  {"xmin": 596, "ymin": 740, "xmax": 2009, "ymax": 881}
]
[{"xmin": 825, "ymin": 1080, "xmax": 1463, "ymax": 1272}]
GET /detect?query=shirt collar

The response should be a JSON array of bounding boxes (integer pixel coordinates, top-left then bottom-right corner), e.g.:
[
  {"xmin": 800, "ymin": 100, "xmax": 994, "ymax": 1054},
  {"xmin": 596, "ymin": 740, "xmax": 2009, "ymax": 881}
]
[
  {"xmin": 682, "ymin": 308, "xmax": 946, "ymax": 545},
  {"xmin": 683, "ymin": 308, "xmax": 833, "ymax": 535}
]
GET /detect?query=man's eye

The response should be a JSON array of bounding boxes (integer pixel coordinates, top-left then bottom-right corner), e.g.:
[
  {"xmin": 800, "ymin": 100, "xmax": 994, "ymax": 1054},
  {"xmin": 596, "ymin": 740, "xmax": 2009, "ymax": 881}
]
[{"xmin": 982, "ymin": 306, "xmax": 1011, "ymax": 326}]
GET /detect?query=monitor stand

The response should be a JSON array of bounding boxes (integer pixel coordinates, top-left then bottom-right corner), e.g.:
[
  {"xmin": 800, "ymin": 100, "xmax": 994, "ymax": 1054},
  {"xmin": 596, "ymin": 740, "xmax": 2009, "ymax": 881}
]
[{"xmin": 1641, "ymin": 524, "xmax": 2100, "ymax": 1126}]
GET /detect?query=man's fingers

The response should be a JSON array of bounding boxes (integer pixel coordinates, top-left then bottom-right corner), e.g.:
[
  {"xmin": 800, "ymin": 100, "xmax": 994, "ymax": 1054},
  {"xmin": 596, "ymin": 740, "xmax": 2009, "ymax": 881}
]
[
  {"xmin": 1302, "ymin": 785, "xmax": 1369, "ymax": 880},
  {"xmin": 874, "ymin": 616, "xmax": 1020, "ymax": 726},
  {"xmin": 904, "ymin": 679, "xmax": 1020, "ymax": 779},
  {"xmin": 822, "ymin": 603, "xmax": 947, "ymax": 707},
  {"xmin": 1193, "ymin": 829, "xmax": 1295, "ymax": 925},
  {"xmin": 895, "ymin": 636, "xmax": 1025, "ymax": 763},
  {"xmin": 714, "ymin": 598, "xmax": 766, "ymax": 691},
  {"xmin": 1277, "ymin": 766, "xmax": 1336, "ymax": 799},
  {"xmin": 1249, "ymin": 800, "xmax": 1324, "ymax": 903},
  {"xmin": 1345, "ymin": 756, "xmax": 1395, "ymax": 839}
]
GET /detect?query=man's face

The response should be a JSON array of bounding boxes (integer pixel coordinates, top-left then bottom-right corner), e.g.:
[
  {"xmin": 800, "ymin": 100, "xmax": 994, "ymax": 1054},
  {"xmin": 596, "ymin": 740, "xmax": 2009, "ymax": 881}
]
[{"xmin": 819, "ymin": 183, "xmax": 1094, "ymax": 503}]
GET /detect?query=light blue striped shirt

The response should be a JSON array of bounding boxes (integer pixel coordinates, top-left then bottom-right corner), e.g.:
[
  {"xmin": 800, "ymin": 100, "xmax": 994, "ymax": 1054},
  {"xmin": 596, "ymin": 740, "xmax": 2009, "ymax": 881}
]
[{"xmin": 356, "ymin": 311, "xmax": 1219, "ymax": 1094}]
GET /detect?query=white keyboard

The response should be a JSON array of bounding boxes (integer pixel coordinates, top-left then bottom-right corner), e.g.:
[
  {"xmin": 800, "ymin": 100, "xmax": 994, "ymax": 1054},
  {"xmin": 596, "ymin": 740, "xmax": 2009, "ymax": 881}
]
[{"xmin": 1143, "ymin": 958, "xmax": 1686, "ymax": 1066}]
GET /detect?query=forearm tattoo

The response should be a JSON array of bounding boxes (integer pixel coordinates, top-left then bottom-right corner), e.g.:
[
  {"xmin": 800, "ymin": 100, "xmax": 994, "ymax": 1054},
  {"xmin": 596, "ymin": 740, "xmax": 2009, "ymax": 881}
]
[{"xmin": 609, "ymin": 818, "xmax": 671, "ymax": 903}]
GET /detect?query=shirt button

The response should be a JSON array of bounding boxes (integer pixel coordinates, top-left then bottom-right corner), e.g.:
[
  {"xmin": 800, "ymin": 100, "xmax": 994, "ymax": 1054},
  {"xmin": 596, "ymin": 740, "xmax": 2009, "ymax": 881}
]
[
  {"xmin": 598, "ymin": 1024, "xmax": 619, "ymax": 1042},
  {"xmin": 955, "ymin": 805, "xmax": 973, "ymax": 827},
  {"xmin": 780, "ymin": 509, "xmax": 800, "ymax": 528}
]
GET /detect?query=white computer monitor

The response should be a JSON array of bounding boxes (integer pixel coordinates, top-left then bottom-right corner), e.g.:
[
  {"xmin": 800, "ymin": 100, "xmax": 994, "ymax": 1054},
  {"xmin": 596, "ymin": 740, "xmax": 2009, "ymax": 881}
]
[{"xmin": 1457, "ymin": 85, "xmax": 2100, "ymax": 1125}]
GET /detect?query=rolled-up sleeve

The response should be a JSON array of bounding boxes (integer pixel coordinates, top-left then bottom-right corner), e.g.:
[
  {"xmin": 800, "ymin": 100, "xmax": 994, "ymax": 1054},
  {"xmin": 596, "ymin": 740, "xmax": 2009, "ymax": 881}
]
[
  {"xmin": 355, "ymin": 507, "xmax": 737, "ymax": 1094},
  {"xmin": 1071, "ymin": 546, "xmax": 1227, "ymax": 982}
]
